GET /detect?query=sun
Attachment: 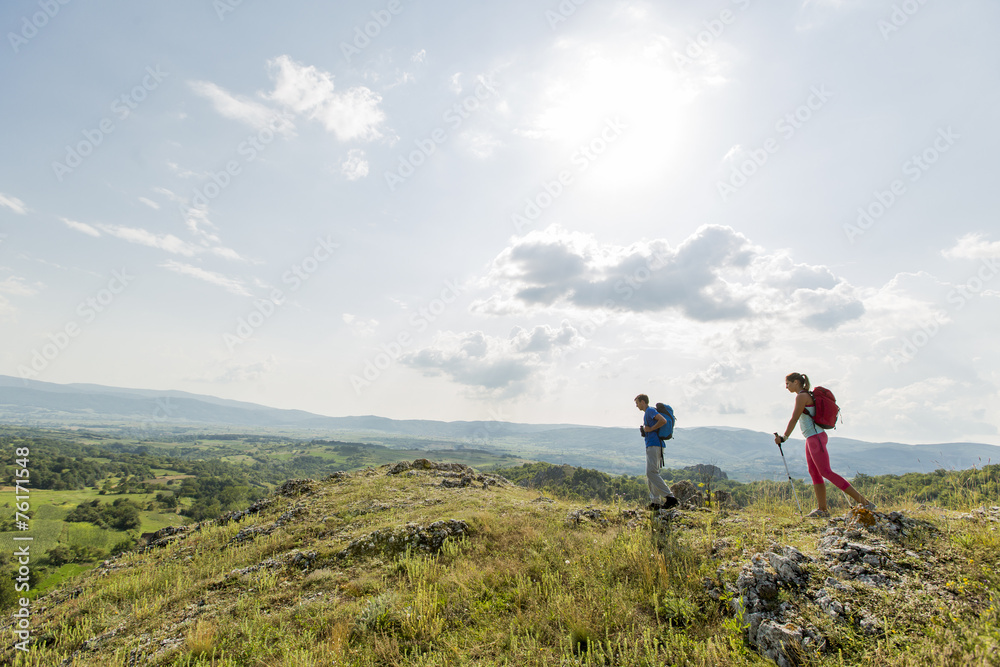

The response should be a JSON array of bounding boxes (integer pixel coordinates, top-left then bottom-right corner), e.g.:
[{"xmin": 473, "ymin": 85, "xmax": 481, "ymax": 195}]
[{"xmin": 526, "ymin": 37, "xmax": 697, "ymax": 191}]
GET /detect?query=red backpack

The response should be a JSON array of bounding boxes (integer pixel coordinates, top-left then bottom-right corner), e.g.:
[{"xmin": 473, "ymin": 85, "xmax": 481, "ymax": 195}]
[{"xmin": 810, "ymin": 387, "xmax": 840, "ymax": 429}]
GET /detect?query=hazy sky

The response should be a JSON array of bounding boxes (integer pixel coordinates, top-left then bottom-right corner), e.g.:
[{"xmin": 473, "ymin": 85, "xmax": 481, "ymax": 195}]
[{"xmin": 2, "ymin": 0, "xmax": 998, "ymax": 446}]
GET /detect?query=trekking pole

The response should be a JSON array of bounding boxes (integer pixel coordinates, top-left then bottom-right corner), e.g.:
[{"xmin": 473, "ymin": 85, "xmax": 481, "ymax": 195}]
[{"xmin": 774, "ymin": 434, "xmax": 803, "ymax": 515}]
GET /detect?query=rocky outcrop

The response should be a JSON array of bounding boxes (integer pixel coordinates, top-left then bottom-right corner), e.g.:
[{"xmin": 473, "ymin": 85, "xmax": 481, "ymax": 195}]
[
  {"xmin": 275, "ymin": 479, "xmax": 316, "ymax": 496},
  {"xmin": 713, "ymin": 490, "xmax": 733, "ymax": 507},
  {"xmin": 727, "ymin": 507, "xmax": 940, "ymax": 666},
  {"xmin": 670, "ymin": 480, "xmax": 704, "ymax": 508},
  {"xmin": 225, "ymin": 502, "xmax": 308, "ymax": 548},
  {"xmin": 683, "ymin": 464, "xmax": 728, "ymax": 480},
  {"xmin": 334, "ymin": 520, "xmax": 469, "ymax": 561},
  {"xmin": 731, "ymin": 546, "xmax": 820, "ymax": 667},
  {"xmin": 387, "ymin": 459, "xmax": 509, "ymax": 489},
  {"xmin": 565, "ymin": 507, "xmax": 611, "ymax": 527}
]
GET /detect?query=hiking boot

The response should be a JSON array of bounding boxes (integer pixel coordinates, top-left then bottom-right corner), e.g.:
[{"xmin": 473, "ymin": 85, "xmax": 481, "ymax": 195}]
[
  {"xmin": 647, "ymin": 502, "xmax": 662, "ymax": 511},
  {"xmin": 806, "ymin": 509, "xmax": 830, "ymax": 518},
  {"xmin": 662, "ymin": 496, "xmax": 679, "ymax": 509}
]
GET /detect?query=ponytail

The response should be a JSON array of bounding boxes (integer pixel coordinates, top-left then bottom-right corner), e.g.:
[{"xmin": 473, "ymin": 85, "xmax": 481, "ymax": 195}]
[{"xmin": 785, "ymin": 372, "xmax": 811, "ymax": 391}]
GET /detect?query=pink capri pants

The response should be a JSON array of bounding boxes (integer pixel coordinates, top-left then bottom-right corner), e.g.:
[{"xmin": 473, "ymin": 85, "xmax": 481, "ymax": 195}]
[{"xmin": 805, "ymin": 432, "xmax": 850, "ymax": 490}]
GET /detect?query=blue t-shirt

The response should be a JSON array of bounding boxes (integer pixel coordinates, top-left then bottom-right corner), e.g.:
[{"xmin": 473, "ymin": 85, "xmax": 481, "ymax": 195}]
[{"xmin": 644, "ymin": 406, "xmax": 663, "ymax": 448}]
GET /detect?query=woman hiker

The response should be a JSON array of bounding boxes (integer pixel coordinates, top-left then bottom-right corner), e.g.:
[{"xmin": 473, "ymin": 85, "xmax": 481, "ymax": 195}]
[{"xmin": 774, "ymin": 373, "xmax": 876, "ymax": 518}]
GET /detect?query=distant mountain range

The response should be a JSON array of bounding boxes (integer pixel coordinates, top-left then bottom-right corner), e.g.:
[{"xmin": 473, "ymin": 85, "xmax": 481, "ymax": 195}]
[{"xmin": 2, "ymin": 375, "xmax": 997, "ymax": 481}]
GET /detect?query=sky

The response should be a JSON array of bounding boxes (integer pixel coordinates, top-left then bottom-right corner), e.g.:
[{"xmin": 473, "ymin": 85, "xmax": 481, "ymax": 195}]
[{"xmin": 1, "ymin": 0, "xmax": 999, "ymax": 446}]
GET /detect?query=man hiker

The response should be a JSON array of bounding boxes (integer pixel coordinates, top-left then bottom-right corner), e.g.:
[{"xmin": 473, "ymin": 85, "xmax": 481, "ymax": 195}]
[{"xmin": 635, "ymin": 394, "xmax": 679, "ymax": 510}]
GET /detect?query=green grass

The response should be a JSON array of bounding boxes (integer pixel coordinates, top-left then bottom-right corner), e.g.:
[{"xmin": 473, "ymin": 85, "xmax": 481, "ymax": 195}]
[
  {"xmin": 0, "ymin": 485, "xmax": 193, "ymax": 601},
  {"xmin": 3, "ymin": 463, "xmax": 997, "ymax": 667}
]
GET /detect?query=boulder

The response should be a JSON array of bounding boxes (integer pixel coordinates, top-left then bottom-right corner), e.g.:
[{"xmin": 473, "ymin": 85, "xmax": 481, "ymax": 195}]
[{"xmin": 670, "ymin": 480, "xmax": 704, "ymax": 507}]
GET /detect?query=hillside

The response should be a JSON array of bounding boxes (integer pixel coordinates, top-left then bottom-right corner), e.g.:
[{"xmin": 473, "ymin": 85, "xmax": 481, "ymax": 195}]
[
  {"xmin": 3, "ymin": 375, "xmax": 999, "ymax": 481},
  {"xmin": 3, "ymin": 460, "xmax": 997, "ymax": 666}
]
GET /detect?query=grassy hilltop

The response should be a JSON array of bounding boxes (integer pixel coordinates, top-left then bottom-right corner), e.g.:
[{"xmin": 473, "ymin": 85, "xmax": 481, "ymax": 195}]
[{"xmin": 2, "ymin": 461, "xmax": 999, "ymax": 666}]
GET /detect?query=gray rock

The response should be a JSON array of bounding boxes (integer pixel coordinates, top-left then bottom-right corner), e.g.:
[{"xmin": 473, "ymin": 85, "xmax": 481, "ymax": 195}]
[
  {"xmin": 753, "ymin": 619, "xmax": 804, "ymax": 667},
  {"xmin": 669, "ymin": 480, "xmax": 704, "ymax": 507}
]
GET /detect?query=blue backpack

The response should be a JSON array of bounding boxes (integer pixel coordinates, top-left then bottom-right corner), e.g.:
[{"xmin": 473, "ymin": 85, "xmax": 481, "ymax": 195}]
[{"xmin": 654, "ymin": 403, "xmax": 675, "ymax": 442}]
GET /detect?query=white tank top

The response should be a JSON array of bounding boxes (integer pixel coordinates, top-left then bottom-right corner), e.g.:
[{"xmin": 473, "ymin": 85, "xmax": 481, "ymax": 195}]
[{"xmin": 798, "ymin": 403, "xmax": 823, "ymax": 438}]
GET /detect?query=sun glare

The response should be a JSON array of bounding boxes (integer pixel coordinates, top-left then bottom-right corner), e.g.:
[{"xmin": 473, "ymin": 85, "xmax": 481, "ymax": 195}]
[{"xmin": 530, "ymin": 42, "xmax": 693, "ymax": 191}]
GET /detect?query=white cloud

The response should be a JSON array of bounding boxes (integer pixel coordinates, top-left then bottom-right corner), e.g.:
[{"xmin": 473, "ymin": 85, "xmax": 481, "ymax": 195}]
[
  {"xmin": 189, "ymin": 80, "xmax": 291, "ymax": 134},
  {"xmin": 343, "ymin": 313, "xmax": 379, "ymax": 336},
  {"xmin": 403, "ymin": 322, "xmax": 581, "ymax": 395},
  {"xmin": 474, "ymin": 225, "xmax": 866, "ymax": 330},
  {"xmin": 160, "ymin": 260, "xmax": 250, "ymax": 296},
  {"xmin": 0, "ymin": 276, "xmax": 40, "ymax": 297},
  {"xmin": 314, "ymin": 86, "xmax": 386, "ymax": 141},
  {"xmin": 180, "ymin": 205, "xmax": 222, "ymax": 244},
  {"xmin": 138, "ymin": 197, "xmax": 160, "ymax": 210},
  {"xmin": 74, "ymin": 202, "xmax": 244, "ymax": 262},
  {"xmin": 943, "ymin": 233, "xmax": 1000, "ymax": 260},
  {"xmin": 190, "ymin": 356, "xmax": 277, "ymax": 383},
  {"xmin": 264, "ymin": 55, "xmax": 386, "ymax": 142},
  {"xmin": 462, "ymin": 131, "xmax": 502, "ymax": 159},
  {"xmin": 0, "ymin": 275, "xmax": 40, "ymax": 320},
  {"xmin": 0, "ymin": 193, "xmax": 27, "ymax": 215},
  {"xmin": 98, "ymin": 224, "xmax": 200, "ymax": 256},
  {"xmin": 341, "ymin": 149, "xmax": 370, "ymax": 180},
  {"xmin": 61, "ymin": 217, "xmax": 101, "ymax": 237}
]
